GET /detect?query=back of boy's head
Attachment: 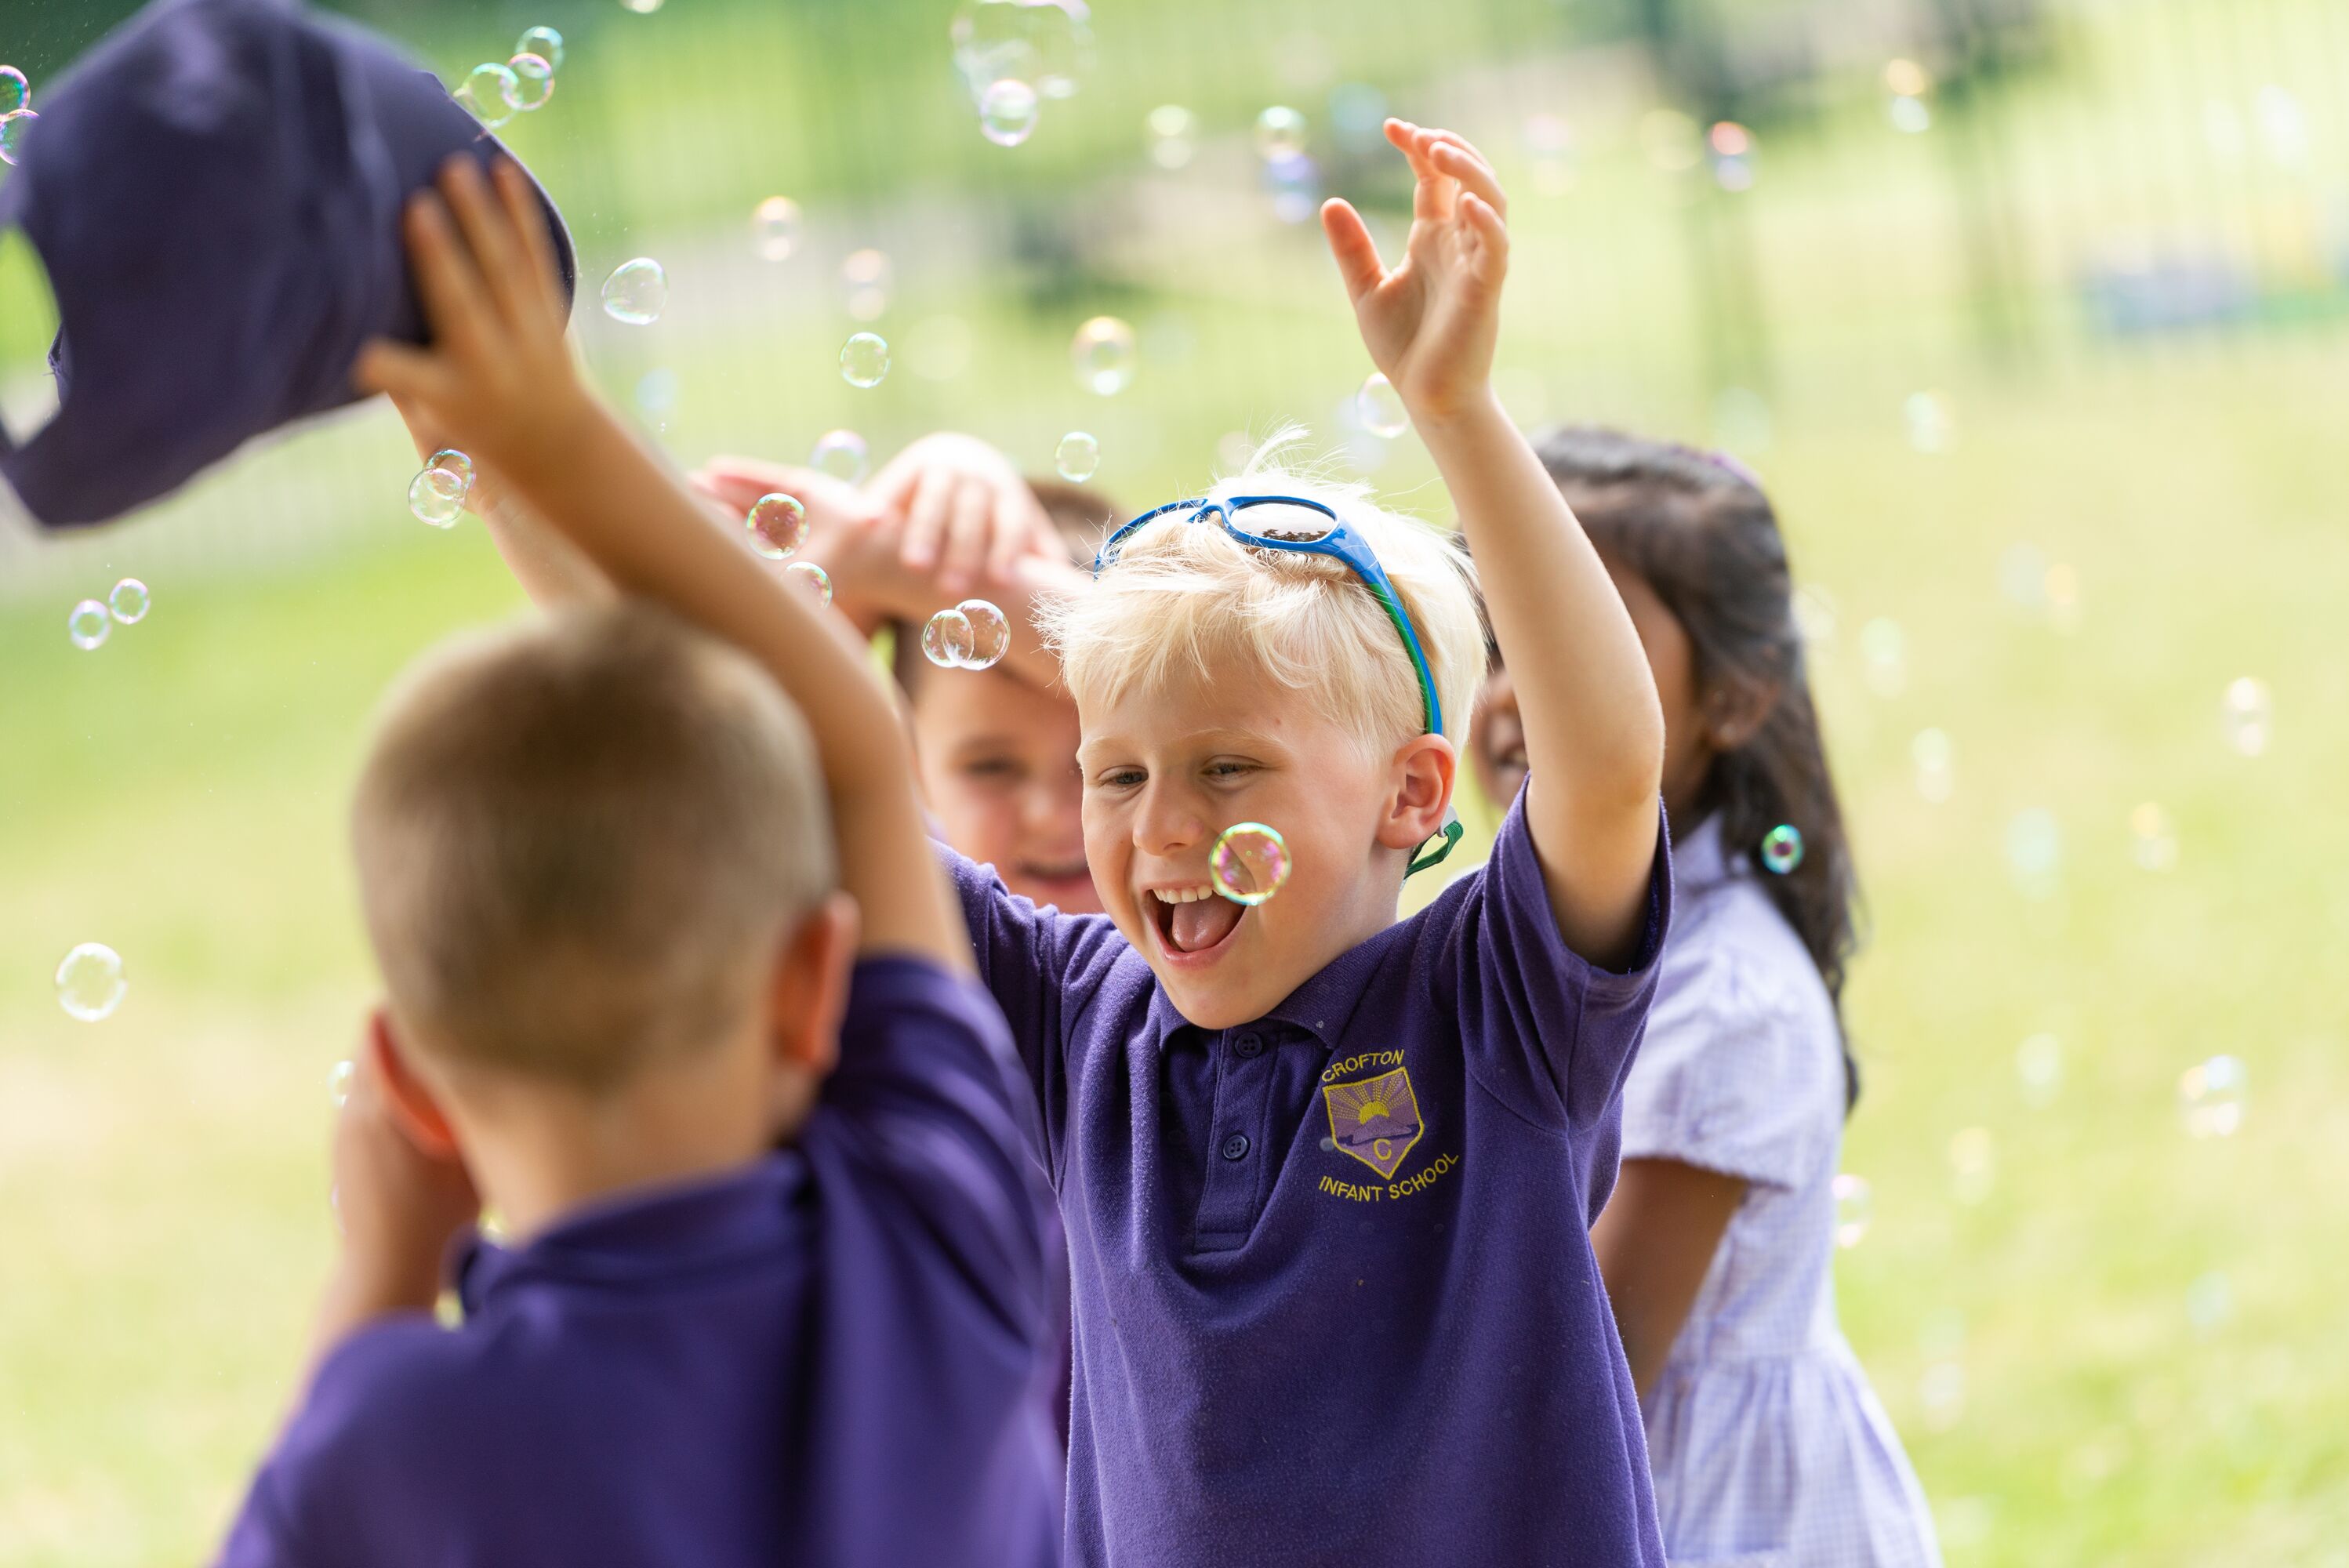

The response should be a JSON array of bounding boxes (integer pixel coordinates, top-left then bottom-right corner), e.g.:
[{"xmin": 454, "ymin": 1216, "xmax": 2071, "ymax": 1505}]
[
  {"xmin": 1043, "ymin": 430, "xmax": 1486, "ymax": 758},
  {"xmin": 354, "ymin": 601, "xmax": 836, "ymax": 1091}
]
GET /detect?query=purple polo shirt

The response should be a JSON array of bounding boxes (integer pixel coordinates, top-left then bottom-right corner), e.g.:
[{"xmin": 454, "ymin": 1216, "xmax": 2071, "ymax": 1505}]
[
  {"xmin": 217, "ymin": 956, "xmax": 1061, "ymax": 1568},
  {"xmin": 950, "ymin": 791, "xmax": 1673, "ymax": 1567}
]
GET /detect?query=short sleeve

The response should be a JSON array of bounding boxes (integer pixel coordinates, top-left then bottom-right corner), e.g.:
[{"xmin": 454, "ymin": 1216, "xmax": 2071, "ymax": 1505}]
[
  {"xmin": 939, "ymin": 844, "xmax": 1127, "ymax": 1180},
  {"xmin": 1618, "ymin": 935, "xmax": 1839, "ymax": 1191},
  {"xmin": 1437, "ymin": 789, "xmax": 1672, "ymax": 1131},
  {"xmin": 822, "ymin": 956, "xmax": 1058, "ymax": 1338},
  {"xmin": 215, "ymin": 1471, "xmax": 315, "ymax": 1568}
]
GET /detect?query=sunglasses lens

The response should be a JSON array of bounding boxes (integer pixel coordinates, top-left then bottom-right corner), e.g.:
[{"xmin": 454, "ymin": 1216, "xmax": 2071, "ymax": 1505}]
[{"xmin": 1236, "ymin": 501, "xmax": 1338, "ymax": 543}]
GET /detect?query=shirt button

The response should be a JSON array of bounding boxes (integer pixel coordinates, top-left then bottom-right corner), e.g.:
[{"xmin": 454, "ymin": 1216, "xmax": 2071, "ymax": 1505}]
[
  {"xmin": 1233, "ymin": 1033, "xmax": 1264, "ymax": 1058},
  {"xmin": 1219, "ymin": 1133, "xmax": 1251, "ymax": 1161}
]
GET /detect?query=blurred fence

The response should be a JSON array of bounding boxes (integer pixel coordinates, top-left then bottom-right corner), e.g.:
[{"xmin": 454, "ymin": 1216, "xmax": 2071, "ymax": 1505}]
[{"xmin": 2, "ymin": 0, "xmax": 2344, "ymax": 597}]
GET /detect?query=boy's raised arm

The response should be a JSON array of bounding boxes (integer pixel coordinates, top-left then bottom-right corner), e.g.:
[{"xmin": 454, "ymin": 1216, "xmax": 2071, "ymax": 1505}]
[
  {"xmin": 355, "ymin": 158, "xmax": 969, "ymax": 975},
  {"xmin": 1323, "ymin": 121, "xmax": 1665, "ymax": 967}
]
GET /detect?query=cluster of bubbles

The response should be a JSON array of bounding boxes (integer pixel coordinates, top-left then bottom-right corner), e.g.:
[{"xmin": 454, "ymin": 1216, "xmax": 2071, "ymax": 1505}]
[
  {"xmin": 453, "ymin": 27, "xmax": 565, "ymax": 132},
  {"xmin": 407, "ymin": 448, "xmax": 475, "ymax": 528},
  {"xmin": 1070, "ymin": 316, "xmax": 1137, "ymax": 396},
  {"xmin": 1831, "ymin": 1171, "xmax": 1873, "ymax": 1247},
  {"xmin": 921, "ymin": 600, "xmax": 1011, "ymax": 671},
  {"xmin": 839, "ymin": 332, "xmax": 891, "ymax": 389},
  {"xmin": 1521, "ymin": 112, "xmax": 1577, "ymax": 196},
  {"xmin": 950, "ymin": 0, "xmax": 1092, "ymax": 147},
  {"xmin": 1145, "ymin": 104, "xmax": 1196, "ymax": 171},
  {"xmin": 1210, "ymin": 823, "xmax": 1292, "ymax": 906},
  {"xmin": 66, "ymin": 578, "xmax": 151, "ymax": 652},
  {"xmin": 751, "ymin": 195, "xmax": 801, "ymax": 261},
  {"xmin": 2220, "ymin": 676, "xmax": 2270, "ymax": 757},
  {"xmin": 1708, "ymin": 121, "xmax": 1755, "ymax": 193},
  {"xmin": 2177, "ymin": 1054, "xmax": 2248, "ymax": 1139},
  {"xmin": 1055, "ymin": 430, "xmax": 1100, "ymax": 483},
  {"xmin": 842, "ymin": 249, "xmax": 891, "ymax": 322},
  {"xmin": 0, "ymin": 63, "xmax": 34, "ymax": 167},
  {"xmin": 55, "ymin": 942, "xmax": 127, "ymax": 1022},
  {"xmin": 601, "ymin": 258, "xmax": 670, "ymax": 325},
  {"xmin": 1254, "ymin": 106, "xmax": 1320, "ymax": 223}
]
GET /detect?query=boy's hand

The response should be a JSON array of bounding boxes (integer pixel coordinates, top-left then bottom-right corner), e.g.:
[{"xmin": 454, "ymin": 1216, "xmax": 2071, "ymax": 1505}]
[
  {"xmin": 866, "ymin": 433, "xmax": 1061, "ymax": 596},
  {"xmin": 329, "ymin": 1018, "xmax": 478, "ymax": 1312},
  {"xmin": 354, "ymin": 158, "xmax": 589, "ymax": 476},
  {"xmin": 1321, "ymin": 120, "xmax": 1510, "ymax": 426}
]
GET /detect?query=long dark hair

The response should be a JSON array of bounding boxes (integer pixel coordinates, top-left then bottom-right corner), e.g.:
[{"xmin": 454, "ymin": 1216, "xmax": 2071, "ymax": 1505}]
[{"xmin": 1532, "ymin": 425, "xmax": 1862, "ymax": 1109}]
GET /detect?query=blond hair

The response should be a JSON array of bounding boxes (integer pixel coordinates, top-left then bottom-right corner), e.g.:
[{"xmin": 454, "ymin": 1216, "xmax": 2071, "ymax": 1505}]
[
  {"xmin": 353, "ymin": 601, "xmax": 834, "ymax": 1090},
  {"xmin": 1040, "ymin": 433, "xmax": 1486, "ymax": 756}
]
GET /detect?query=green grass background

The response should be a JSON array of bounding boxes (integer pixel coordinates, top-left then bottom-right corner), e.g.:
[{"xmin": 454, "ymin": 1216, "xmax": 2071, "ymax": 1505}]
[{"xmin": 2, "ymin": 0, "xmax": 2346, "ymax": 1562}]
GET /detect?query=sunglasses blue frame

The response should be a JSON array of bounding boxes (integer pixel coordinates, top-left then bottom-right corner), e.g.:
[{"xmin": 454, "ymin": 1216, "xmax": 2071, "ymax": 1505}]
[{"xmin": 1093, "ymin": 494, "xmax": 1465, "ymax": 876}]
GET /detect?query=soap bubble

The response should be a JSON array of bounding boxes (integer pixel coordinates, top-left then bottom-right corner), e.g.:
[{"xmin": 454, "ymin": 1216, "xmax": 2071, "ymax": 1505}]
[
  {"xmin": 328, "ymin": 1059, "xmax": 355, "ymax": 1109},
  {"xmin": 751, "ymin": 196, "xmax": 801, "ymax": 261},
  {"xmin": 67, "ymin": 600, "xmax": 110, "ymax": 652},
  {"xmin": 517, "ymin": 26, "xmax": 565, "ymax": 72},
  {"xmin": 1254, "ymin": 105, "xmax": 1307, "ymax": 160},
  {"xmin": 1055, "ymin": 431, "xmax": 1100, "ymax": 482},
  {"xmin": 0, "ymin": 109, "xmax": 38, "ymax": 167},
  {"xmin": 785, "ymin": 562, "xmax": 833, "ymax": 608},
  {"xmin": 746, "ymin": 493, "xmax": 809, "ymax": 560},
  {"xmin": 1912, "ymin": 728, "xmax": 1955, "ymax": 802},
  {"xmin": 2186, "ymin": 1271, "xmax": 2232, "ymax": 1334},
  {"xmin": 634, "ymin": 367, "xmax": 677, "ymax": 414},
  {"xmin": 1071, "ymin": 316, "xmax": 1137, "ymax": 396},
  {"xmin": 2016, "ymin": 1033, "xmax": 2063, "ymax": 1108},
  {"xmin": 1355, "ymin": 372, "xmax": 1407, "ymax": 439},
  {"xmin": 1759, "ymin": 824, "xmax": 1804, "ymax": 875},
  {"xmin": 957, "ymin": 599, "xmax": 1010, "ymax": 670},
  {"xmin": 1858, "ymin": 617, "xmax": 1906, "ymax": 697},
  {"xmin": 1146, "ymin": 103, "xmax": 1196, "ymax": 170},
  {"xmin": 620, "ymin": 0, "xmax": 665, "ymax": 13},
  {"xmin": 1211, "ymin": 823, "xmax": 1292, "ymax": 906},
  {"xmin": 1885, "ymin": 58, "xmax": 1931, "ymax": 99},
  {"xmin": 56, "ymin": 942, "xmax": 127, "ymax": 1022},
  {"xmin": 1639, "ymin": 108, "xmax": 1701, "ymax": 172},
  {"xmin": 1889, "ymin": 94, "xmax": 1933, "ymax": 134},
  {"xmin": 601, "ymin": 258, "xmax": 668, "ymax": 325},
  {"xmin": 1831, "ymin": 1172, "xmax": 1872, "ymax": 1247},
  {"xmin": 950, "ymin": 0, "xmax": 1039, "ymax": 94},
  {"xmin": 922, "ymin": 608, "xmax": 976, "ymax": 669},
  {"xmin": 505, "ymin": 53, "xmax": 555, "ymax": 112},
  {"xmin": 978, "ymin": 78, "xmax": 1040, "ymax": 147},
  {"xmin": 107, "ymin": 579, "xmax": 150, "ymax": 625},
  {"xmin": 2006, "ymin": 808, "xmax": 2060, "ymax": 895},
  {"xmin": 1022, "ymin": 0, "xmax": 1093, "ymax": 99},
  {"xmin": 2130, "ymin": 802, "xmax": 2178, "ymax": 871},
  {"xmin": 840, "ymin": 332, "xmax": 891, "ymax": 388},
  {"xmin": 0, "ymin": 66, "xmax": 26, "ymax": 116},
  {"xmin": 1918, "ymin": 1361, "xmax": 1966, "ymax": 1431},
  {"xmin": 458, "ymin": 63, "xmax": 520, "ymax": 129},
  {"xmin": 2177, "ymin": 1054, "xmax": 2247, "ymax": 1138},
  {"xmin": 841, "ymin": 248, "xmax": 891, "ymax": 321},
  {"xmin": 1263, "ymin": 151, "xmax": 1320, "ymax": 223},
  {"xmin": 1522, "ymin": 111, "xmax": 1577, "ymax": 194},
  {"xmin": 811, "ymin": 430, "xmax": 870, "ymax": 484},
  {"xmin": 2220, "ymin": 677, "xmax": 2271, "ymax": 757},
  {"xmin": 409, "ymin": 466, "xmax": 467, "ymax": 528},
  {"xmin": 427, "ymin": 448, "xmax": 475, "ymax": 488}
]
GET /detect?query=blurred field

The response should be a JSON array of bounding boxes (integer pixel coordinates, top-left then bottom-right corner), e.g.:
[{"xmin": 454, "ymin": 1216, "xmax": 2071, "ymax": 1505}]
[{"xmin": 3, "ymin": 0, "xmax": 2347, "ymax": 1563}]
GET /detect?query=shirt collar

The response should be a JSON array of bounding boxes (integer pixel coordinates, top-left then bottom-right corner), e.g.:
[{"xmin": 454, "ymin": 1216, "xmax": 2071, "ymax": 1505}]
[
  {"xmin": 1675, "ymin": 813, "xmax": 1737, "ymax": 895},
  {"xmin": 458, "ymin": 1153, "xmax": 807, "ymax": 1310}
]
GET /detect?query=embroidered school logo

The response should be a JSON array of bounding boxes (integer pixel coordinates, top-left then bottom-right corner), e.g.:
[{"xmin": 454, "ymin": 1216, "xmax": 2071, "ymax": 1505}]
[{"xmin": 1322, "ymin": 1066, "xmax": 1425, "ymax": 1180}]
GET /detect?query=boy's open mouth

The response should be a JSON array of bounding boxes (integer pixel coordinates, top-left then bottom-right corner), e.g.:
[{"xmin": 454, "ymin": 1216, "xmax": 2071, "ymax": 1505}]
[{"xmin": 1147, "ymin": 885, "xmax": 1244, "ymax": 957}]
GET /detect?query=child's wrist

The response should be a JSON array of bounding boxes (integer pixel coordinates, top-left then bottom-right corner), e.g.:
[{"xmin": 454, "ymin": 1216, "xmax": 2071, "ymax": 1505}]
[{"xmin": 1407, "ymin": 380, "xmax": 1507, "ymax": 440}]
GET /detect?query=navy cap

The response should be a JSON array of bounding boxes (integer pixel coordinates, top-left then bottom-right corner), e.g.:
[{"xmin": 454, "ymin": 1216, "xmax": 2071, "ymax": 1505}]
[{"xmin": 0, "ymin": 0, "xmax": 576, "ymax": 529}]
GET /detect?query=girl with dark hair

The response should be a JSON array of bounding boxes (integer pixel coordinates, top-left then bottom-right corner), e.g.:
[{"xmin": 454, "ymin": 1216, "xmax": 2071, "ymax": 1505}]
[{"xmin": 1470, "ymin": 426, "xmax": 1941, "ymax": 1568}]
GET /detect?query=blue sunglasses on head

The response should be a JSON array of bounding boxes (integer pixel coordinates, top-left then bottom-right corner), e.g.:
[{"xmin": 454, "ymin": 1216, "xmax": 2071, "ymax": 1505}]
[{"xmin": 1093, "ymin": 493, "xmax": 1465, "ymax": 876}]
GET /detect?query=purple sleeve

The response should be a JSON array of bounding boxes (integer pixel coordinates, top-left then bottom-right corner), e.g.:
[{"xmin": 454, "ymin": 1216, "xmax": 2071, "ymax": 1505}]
[
  {"xmin": 1440, "ymin": 789, "xmax": 1672, "ymax": 1132},
  {"xmin": 214, "ymin": 1471, "xmax": 312, "ymax": 1568},
  {"xmin": 822, "ymin": 956, "xmax": 1057, "ymax": 1340}
]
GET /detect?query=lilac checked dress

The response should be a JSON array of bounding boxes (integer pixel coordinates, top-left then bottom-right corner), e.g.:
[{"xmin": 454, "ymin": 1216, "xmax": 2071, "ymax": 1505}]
[{"xmin": 1623, "ymin": 818, "xmax": 1941, "ymax": 1568}]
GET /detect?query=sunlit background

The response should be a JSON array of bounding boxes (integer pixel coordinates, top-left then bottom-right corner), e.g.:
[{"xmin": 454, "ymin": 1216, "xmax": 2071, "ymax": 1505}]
[{"xmin": 2, "ymin": 1, "xmax": 2345, "ymax": 1562}]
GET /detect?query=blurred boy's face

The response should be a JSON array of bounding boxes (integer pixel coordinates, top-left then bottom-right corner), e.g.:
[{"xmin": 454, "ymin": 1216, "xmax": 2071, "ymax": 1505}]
[
  {"xmin": 1078, "ymin": 656, "xmax": 1448, "ymax": 1030},
  {"xmin": 1470, "ymin": 558, "xmax": 1708, "ymax": 827},
  {"xmin": 909, "ymin": 665, "xmax": 1102, "ymax": 913}
]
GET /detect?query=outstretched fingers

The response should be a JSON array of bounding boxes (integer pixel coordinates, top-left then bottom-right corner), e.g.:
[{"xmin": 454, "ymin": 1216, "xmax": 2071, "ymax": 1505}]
[
  {"xmin": 1320, "ymin": 198, "xmax": 1386, "ymax": 303},
  {"xmin": 492, "ymin": 158, "xmax": 565, "ymax": 326},
  {"xmin": 1430, "ymin": 139, "xmax": 1509, "ymax": 222}
]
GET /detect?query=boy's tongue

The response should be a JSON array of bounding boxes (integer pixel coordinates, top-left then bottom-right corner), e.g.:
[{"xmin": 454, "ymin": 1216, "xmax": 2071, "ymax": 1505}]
[{"xmin": 1167, "ymin": 895, "xmax": 1243, "ymax": 953}]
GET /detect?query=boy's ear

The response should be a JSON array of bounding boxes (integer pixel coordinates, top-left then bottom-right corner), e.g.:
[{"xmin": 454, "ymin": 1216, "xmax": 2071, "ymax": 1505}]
[
  {"xmin": 768, "ymin": 892, "xmax": 862, "ymax": 1078},
  {"xmin": 369, "ymin": 1009, "xmax": 463, "ymax": 1160},
  {"xmin": 1379, "ymin": 733, "xmax": 1458, "ymax": 854}
]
